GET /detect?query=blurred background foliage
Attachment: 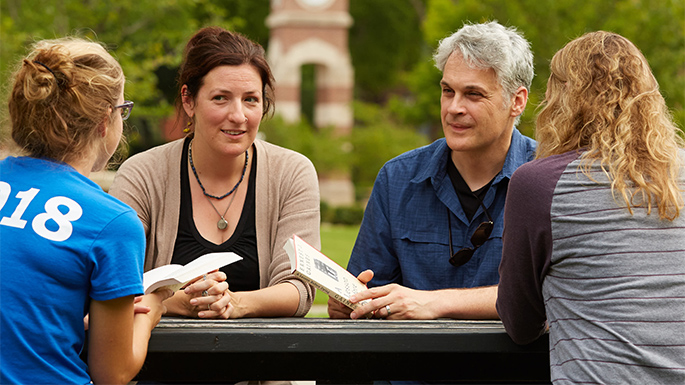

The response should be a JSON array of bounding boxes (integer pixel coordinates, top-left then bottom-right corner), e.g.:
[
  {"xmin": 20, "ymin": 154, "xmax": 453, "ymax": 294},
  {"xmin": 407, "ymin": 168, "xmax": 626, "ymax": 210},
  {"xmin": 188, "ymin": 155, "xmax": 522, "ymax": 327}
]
[{"xmin": 2, "ymin": 0, "xmax": 684, "ymax": 203}]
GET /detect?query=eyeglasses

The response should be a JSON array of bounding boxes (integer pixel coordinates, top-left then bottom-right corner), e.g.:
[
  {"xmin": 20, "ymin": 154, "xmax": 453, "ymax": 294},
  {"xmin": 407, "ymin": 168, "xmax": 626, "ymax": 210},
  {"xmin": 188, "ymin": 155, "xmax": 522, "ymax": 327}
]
[
  {"xmin": 447, "ymin": 197, "xmax": 494, "ymax": 267},
  {"xmin": 113, "ymin": 100, "xmax": 134, "ymax": 121}
]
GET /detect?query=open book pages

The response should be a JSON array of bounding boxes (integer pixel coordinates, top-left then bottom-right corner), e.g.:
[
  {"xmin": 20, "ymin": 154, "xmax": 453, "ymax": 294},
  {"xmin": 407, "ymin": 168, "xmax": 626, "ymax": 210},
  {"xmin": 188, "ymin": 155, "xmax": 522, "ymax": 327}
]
[
  {"xmin": 143, "ymin": 252, "xmax": 243, "ymax": 294},
  {"xmin": 284, "ymin": 234, "xmax": 369, "ymax": 310}
]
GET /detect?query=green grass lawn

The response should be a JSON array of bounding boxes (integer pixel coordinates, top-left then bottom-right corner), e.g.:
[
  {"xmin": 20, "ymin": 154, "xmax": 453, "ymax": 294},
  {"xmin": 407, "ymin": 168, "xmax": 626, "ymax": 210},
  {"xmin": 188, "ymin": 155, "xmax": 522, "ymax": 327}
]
[{"xmin": 306, "ymin": 223, "xmax": 360, "ymax": 317}]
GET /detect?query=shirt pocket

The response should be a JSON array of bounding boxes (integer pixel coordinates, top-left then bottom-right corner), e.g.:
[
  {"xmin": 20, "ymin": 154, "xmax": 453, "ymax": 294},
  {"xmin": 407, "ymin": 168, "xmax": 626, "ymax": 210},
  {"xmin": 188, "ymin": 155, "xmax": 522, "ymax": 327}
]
[{"xmin": 394, "ymin": 227, "xmax": 450, "ymax": 268}]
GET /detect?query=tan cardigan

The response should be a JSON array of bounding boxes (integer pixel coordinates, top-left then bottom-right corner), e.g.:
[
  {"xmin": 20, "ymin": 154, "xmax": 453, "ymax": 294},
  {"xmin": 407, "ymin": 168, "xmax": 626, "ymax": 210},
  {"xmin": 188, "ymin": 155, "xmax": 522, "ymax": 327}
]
[{"xmin": 109, "ymin": 138, "xmax": 319, "ymax": 316}]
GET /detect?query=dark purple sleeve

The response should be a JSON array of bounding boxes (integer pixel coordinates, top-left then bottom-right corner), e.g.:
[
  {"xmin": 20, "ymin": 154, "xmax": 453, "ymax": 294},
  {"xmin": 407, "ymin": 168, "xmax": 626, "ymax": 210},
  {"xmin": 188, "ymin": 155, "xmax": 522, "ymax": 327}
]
[{"xmin": 496, "ymin": 153, "xmax": 573, "ymax": 344}]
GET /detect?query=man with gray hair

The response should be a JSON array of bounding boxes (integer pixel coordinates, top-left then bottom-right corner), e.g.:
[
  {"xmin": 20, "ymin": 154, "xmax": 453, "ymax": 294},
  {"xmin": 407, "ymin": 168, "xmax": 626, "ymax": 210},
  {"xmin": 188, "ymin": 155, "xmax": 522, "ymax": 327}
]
[{"xmin": 329, "ymin": 21, "xmax": 536, "ymax": 320}]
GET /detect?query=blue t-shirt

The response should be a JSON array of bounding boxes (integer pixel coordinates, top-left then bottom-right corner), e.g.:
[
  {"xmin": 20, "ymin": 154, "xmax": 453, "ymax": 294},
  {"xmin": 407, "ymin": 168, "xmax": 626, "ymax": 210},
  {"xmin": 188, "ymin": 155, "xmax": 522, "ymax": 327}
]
[
  {"xmin": 0, "ymin": 156, "xmax": 145, "ymax": 385},
  {"xmin": 348, "ymin": 130, "xmax": 536, "ymax": 290}
]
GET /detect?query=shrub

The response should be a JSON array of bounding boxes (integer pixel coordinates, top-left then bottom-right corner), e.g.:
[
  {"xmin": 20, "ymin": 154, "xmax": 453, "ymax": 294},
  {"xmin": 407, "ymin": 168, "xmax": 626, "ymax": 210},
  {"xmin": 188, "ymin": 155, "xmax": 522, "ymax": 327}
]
[
  {"xmin": 259, "ymin": 102, "xmax": 429, "ymax": 204},
  {"xmin": 350, "ymin": 101, "xmax": 430, "ymax": 197},
  {"xmin": 332, "ymin": 205, "xmax": 365, "ymax": 225},
  {"xmin": 259, "ymin": 116, "xmax": 349, "ymax": 176}
]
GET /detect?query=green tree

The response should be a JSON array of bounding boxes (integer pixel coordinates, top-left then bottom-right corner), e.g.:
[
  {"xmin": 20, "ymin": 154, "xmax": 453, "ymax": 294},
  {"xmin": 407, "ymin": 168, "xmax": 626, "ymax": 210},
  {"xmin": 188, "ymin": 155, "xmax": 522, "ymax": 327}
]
[
  {"xmin": 397, "ymin": 0, "xmax": 685, "ymax": 139},
  {"xmin": 0, "ymin": 0, "xmax": 271, "ymax": 150},
  {"xmin": 349, "ymin": 0, "xmax": 426, "ymax": 103},
  {"xmin": 3, "ymin": 0, "xmax": 682, "ymax": 181}
]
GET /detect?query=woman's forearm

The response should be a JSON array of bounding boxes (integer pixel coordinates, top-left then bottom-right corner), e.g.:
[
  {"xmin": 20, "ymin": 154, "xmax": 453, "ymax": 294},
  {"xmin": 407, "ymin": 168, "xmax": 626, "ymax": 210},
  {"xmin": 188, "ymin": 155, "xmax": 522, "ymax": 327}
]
[
  {"xmin": 230, "ymin": 282, "xmax": 300, "ymax": 318},
  {"xmin": 128, "ymin": 313, "xmax": 156, "ymax": 376}
]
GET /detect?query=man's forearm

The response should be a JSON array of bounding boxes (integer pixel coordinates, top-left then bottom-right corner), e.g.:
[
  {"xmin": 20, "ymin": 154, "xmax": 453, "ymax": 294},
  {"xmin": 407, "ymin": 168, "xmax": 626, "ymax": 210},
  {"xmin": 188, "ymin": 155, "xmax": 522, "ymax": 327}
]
[{"xmin": 429, "ymin": 285, "xmax": 499, "ymax": 319}]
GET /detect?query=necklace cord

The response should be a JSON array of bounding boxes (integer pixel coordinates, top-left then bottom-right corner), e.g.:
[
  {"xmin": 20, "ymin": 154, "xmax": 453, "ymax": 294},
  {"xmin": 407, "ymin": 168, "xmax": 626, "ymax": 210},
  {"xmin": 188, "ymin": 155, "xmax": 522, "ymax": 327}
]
[
  {"xmin": 188, "ymin": 141, "xmax": 248, "ymax": 230},
  {"xmin": 206, "ymin": 186, "xmax": 238, "ymax": 230},
  {"xmin": 189, "ymin": 140, "xmax": 248, "ymax": 200}
]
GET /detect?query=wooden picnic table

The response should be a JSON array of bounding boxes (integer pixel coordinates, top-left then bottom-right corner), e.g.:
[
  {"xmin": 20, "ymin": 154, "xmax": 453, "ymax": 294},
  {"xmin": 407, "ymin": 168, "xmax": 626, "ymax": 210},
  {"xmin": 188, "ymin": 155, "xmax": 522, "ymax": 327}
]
[{"xmin": 135, "ymin": 317, "xmax": 550, "ymax": 383}]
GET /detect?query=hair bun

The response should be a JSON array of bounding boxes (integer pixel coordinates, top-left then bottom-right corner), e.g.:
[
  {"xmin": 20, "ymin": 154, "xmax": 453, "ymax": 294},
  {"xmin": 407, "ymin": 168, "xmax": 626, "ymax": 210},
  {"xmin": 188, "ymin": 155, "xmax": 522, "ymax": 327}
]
[
  {"xmin": 22, "ymin": 59, "xmax": 59, "ymax": 102},
  {"xmin": 34, "ymin": 60, "xmax": 57, "ymax": 78},
  {"xmin": 23, "ymin": 48, "xmax": 73, "ymax": 102}
]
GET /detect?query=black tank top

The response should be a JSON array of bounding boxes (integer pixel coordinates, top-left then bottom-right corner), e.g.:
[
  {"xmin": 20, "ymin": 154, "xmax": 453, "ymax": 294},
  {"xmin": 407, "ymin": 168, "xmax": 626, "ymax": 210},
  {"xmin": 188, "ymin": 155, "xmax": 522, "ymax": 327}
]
[{"xmin": 171, "ymin": 138, "xmax": 259, "ymax": 292}]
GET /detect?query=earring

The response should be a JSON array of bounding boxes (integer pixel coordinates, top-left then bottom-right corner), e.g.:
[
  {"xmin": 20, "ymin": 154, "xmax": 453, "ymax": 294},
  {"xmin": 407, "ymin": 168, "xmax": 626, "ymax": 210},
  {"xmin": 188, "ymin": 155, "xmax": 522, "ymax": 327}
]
[{"xmin": 183, "ymin": 120, "xmax": 192, "ymax": 133}]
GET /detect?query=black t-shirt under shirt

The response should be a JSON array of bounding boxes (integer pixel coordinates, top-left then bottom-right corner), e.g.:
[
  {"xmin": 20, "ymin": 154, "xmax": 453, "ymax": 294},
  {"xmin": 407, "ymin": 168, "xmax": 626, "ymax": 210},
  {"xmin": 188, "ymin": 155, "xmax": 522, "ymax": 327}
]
[
  {"xmin": 171, "ymin": 138, "xmax": 260, "ymax": 292},
  {"xmin": 446, "ymin": 156, "xmax": 492, "ymax": 222}
]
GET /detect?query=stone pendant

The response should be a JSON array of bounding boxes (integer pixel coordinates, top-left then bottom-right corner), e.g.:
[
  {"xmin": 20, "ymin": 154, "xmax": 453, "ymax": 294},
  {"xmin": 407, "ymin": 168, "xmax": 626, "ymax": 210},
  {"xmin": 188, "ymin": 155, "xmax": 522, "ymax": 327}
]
[{"xmin": 217, "ymin": 218, "xmax": 228, "ymax": 230}]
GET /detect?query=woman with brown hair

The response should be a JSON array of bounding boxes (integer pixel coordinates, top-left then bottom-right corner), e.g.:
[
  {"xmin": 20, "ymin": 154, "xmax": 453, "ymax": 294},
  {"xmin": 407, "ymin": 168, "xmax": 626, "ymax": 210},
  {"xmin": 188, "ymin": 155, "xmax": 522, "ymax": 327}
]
[
  {"xmin": 110, "ymin": 27, "xmax": 319, "ymax": 319},
  {"xmin": 497, "ymin": 31, "xmax": 685, "ymax": 383},
  {"xmin": 0, "ymin": 37, "xmax": 171, "ymax": 384}
]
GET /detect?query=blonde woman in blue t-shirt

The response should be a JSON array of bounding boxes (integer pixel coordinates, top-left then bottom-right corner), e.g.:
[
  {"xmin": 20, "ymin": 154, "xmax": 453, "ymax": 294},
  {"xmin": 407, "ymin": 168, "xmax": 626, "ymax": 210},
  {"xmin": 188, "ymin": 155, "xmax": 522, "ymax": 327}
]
[{"xmin": 0, "ymin": 37, "xmax": 172, "ymax": 384}]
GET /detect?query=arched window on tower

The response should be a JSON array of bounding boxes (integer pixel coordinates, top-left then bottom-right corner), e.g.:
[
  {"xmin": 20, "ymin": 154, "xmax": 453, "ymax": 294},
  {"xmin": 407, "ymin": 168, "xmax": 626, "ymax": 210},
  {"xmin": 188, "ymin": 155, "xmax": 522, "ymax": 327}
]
[{"xmin": 300, "ymin": 63, "xmax": 316, "ymax": 127}]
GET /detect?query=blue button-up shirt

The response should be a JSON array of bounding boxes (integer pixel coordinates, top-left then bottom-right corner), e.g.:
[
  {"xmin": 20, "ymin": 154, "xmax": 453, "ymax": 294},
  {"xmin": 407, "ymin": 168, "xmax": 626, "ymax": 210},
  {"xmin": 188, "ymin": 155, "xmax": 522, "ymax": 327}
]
[{"xmin": 348, "ymin": 129, "xmax": 536, "ymax": 290}]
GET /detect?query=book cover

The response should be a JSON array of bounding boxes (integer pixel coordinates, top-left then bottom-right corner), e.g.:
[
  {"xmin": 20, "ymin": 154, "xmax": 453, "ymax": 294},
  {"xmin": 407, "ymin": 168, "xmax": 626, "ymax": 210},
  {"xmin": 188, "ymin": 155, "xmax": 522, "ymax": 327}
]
[
  {"xmin": 284, "ymin": 234, "xmax": 369, "ymax": 310},
  {"xmin": 143, "ymin": 252, "xmax": 243, "ymax": 294}
]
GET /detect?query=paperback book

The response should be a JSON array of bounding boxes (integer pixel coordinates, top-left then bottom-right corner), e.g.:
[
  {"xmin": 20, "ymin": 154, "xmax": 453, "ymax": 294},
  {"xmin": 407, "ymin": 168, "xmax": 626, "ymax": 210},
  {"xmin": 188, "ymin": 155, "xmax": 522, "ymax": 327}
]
[
  {"xmin": 283, "ymin": 234, "xmax": 369, "ymax": 310},
  {"xmin": 143, "ymin": 252, "xmax": 243, "ymax": 294}
]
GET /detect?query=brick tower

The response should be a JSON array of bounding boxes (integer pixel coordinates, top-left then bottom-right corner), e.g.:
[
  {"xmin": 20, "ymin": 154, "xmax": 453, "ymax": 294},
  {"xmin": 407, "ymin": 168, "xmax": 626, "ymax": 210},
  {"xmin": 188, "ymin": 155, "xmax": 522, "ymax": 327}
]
[{"xmin": 266, "ymin": 0, "xmax": 354, "ymax": 135}]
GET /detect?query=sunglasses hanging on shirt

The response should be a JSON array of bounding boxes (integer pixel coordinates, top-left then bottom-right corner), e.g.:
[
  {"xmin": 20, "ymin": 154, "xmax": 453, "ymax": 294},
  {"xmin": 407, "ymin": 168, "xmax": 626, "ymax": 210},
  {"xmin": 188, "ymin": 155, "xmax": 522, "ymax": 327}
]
[{"xmin": 447, "ymin": 195, "xmax": 494, "ymax": 267}]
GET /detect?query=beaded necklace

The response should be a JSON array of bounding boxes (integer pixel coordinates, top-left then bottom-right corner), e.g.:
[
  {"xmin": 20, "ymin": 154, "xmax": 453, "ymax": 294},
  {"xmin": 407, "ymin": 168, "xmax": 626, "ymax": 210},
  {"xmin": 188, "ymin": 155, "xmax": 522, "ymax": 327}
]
[
  {"xmin": 188, "ymin": 141, "xmax": 248, "ymax": 199},
  {"xmin": 188, "ymin": 141, "xmax": 248, "ymax": 230}
]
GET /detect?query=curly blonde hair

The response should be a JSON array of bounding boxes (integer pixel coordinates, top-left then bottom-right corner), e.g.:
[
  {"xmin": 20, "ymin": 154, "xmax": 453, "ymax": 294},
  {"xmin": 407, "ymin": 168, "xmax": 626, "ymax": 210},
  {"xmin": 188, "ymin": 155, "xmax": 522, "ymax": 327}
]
[
  {"xmin": 9, "ymin": 37, "xmax": 124, "ymax": 164},
  {"xmin": 535, "ymin": 31, "xmax": 684, "ymax": 220}
]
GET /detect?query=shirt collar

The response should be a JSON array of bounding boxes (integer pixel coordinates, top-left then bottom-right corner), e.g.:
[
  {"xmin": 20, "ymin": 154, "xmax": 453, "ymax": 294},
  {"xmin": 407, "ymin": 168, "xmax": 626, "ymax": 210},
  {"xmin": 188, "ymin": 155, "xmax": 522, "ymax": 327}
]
[
  {"xmin": 500, "ymin": 128, "xmax": 536, "ymax": 179},
  {"xmin": 411, "ymin": 138, "xmax": 451, "ymax": 185},
  {"xmin": 412, "ymin": 128, "xmax": 536, "ymax": 187}
]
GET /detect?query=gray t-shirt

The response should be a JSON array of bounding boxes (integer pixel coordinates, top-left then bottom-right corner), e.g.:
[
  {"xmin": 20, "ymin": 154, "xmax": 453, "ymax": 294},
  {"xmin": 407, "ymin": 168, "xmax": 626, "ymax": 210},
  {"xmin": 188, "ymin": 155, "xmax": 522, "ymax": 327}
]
[{"xmin": 497, "ymin": 149, "xmax": 685, "ymax": 384}]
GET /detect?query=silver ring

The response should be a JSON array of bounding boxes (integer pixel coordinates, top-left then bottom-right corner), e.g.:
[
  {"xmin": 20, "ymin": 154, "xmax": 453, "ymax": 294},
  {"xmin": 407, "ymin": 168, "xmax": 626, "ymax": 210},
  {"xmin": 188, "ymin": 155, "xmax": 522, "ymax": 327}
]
[
  {"xmin": 385, "ymin": 305, "xmax": 391, "ymax": 316},
  {"xmin": 202, "ymin": 290, "xmax": 209, "ymax": 297},
  {"xmin": 244, "ymin": 117, "xmax": 248, "ymax": 122},
  {"xmin": 203, "ymin": 274, "xmax": 207, "ymax": 281},
  {"xmin": 207, "ymin": 304, "xmax": 211, "ymax": 311}
]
